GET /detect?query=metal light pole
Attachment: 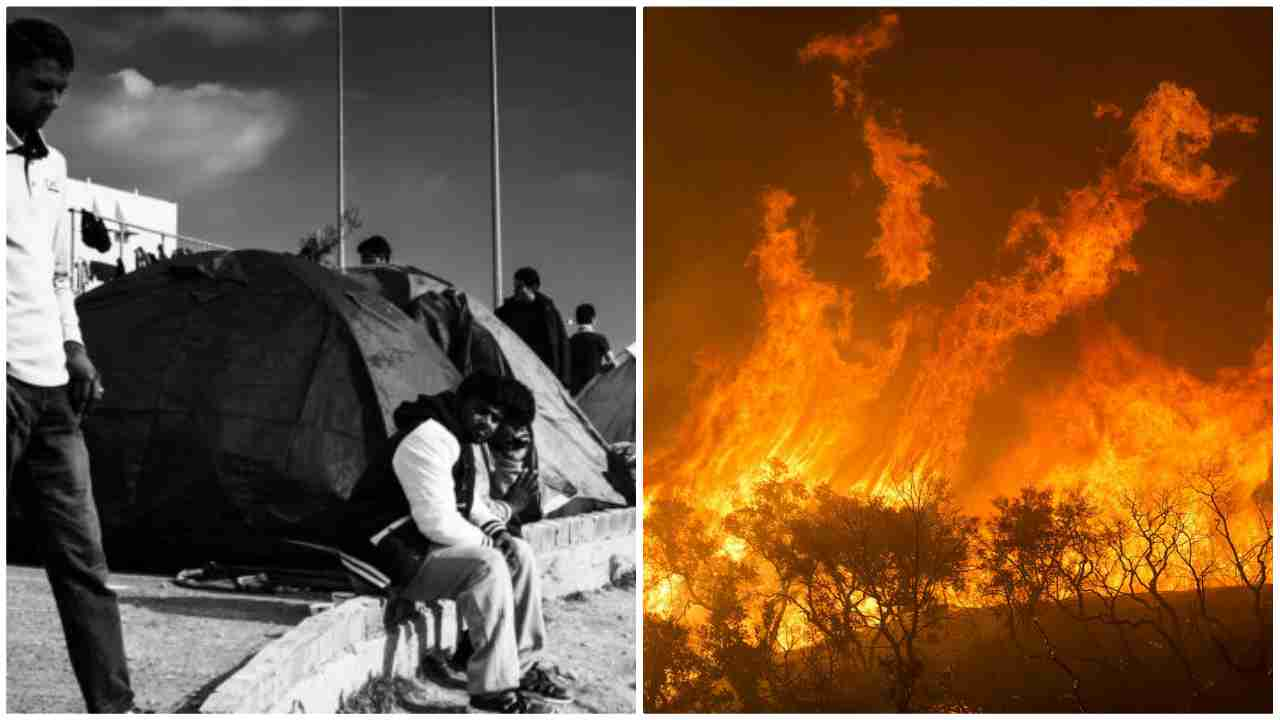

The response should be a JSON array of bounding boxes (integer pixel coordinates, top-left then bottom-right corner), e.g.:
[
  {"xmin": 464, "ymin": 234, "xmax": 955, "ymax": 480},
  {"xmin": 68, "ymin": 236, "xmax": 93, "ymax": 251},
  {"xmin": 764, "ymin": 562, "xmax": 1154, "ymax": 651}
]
[
  {"xmin": 337, "ymin": 7, "xmax": 346, "ymax": 271},
  {"xmin": 490, "ymin": 7, "xmax": 503, "ymax": 307}
]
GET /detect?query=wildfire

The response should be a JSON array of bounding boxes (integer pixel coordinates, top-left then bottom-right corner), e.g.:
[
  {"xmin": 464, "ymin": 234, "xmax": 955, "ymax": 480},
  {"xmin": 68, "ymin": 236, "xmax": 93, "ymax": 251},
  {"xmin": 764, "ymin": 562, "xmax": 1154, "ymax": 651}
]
[
  {"xmin": 645, "ymin": 13, "xmax": 1267, "ymax": 644},
  {"xmin": 990, "ymin": 323, "xmax": 1273, "ymax": 516},
  {"xmin": 645, "ymin": 188, "xmax": 912, "ymax": 518},
  {"xmin": 874, "ymin": 82, "xmax": 1260, "ymax": 492}
]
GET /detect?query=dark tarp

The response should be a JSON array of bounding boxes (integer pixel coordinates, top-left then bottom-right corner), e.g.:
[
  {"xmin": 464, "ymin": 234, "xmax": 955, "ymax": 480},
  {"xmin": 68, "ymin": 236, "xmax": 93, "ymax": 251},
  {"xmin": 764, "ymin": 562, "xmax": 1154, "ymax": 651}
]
[
  {"xmin": 575, "ymin": 344, "xmax": 636, "ymax": 445},
  {"xmin": 348, "ymin": 265, "xmax": 630, "ymax": 512},
  {"xmin": 71, "ymin": 251, "xmax": 458, "ymax": 565},
  {"xmin": 345, "ymin": 263, "xmax": 454, "ymax": 310}
]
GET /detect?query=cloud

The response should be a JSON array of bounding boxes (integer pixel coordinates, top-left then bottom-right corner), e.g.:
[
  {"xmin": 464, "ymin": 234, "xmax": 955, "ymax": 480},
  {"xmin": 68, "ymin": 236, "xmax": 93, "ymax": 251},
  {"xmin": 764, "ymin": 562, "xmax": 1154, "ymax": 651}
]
[
  {"xmin": 275, "ymin": 10, "xmax": 328, "ymax": 38},
  {"xmin": 77, "ymin": 8, "xmax": 328, "ymax": 51},
  {"xmin": 156, "ymin": 8, "xmax": 273, "ymax": 45},
  {"xmin": 71, "ymin": 68, "xmax": 294, "ymax": 190}
]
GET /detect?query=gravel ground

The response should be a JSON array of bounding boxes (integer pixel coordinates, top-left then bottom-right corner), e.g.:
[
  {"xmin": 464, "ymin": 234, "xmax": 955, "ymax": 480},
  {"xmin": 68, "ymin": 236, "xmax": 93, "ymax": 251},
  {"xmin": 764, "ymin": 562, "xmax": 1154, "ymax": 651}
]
[
  {"xmin": 343, "ymin": 584, "xmax": 637, "ymax": 714},
  {"xmin": 6, "ymin": 564, "xmax": 320, "ymax": 713}
]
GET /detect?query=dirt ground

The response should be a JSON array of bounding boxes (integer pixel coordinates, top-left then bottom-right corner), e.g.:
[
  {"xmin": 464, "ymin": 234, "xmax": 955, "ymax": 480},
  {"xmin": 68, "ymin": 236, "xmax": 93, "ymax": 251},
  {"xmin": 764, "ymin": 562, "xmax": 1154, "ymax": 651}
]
[
  {"xmin": 9, "ymin": 564, "xmax": 635, "ymax": 714},
  {"xmin": 6, "ymin": 564, "xmax": 320, "ymax": 713},
  {"xmin": 343, "ymin": 584, "xmax": 637, "ymax": 713}
]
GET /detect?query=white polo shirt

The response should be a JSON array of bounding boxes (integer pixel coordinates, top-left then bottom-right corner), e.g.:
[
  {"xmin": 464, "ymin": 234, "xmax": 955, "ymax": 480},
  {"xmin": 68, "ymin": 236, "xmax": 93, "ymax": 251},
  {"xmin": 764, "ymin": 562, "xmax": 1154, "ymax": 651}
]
[{"xmin": 6, "ymin": 125, "xmax": 82, "ymax": 387}]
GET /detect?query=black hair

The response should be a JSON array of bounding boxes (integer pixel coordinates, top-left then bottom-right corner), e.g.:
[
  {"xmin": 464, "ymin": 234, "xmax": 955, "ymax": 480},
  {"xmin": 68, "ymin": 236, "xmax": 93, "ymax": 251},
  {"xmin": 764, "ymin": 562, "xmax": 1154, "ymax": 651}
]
[
  {"xmin": 357, "ymin": 235, "xmax": 391, "ymax": 260},
  {"xmin": 575, "ymin": 303, "xmax": 596, "ymax": 324},
  {"xmin": 8, "ymin": 18, "xmax": 74, "ymax": 73},
  {"xmin": 456, "ymin": 372, "xmax": 536, "ymax": 428},
  {"xmin": 513, "ymin": 266, "xmax": 541, "ymax": 291}
]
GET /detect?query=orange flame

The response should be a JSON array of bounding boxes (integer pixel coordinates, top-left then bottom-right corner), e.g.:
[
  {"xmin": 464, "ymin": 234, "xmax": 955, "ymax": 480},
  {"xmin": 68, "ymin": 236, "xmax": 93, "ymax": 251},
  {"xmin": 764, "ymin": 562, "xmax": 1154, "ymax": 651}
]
[
  {"xmin": 863, "ymin": 117, "xmax": 946, "ymax": 290},
  {"xmin": 874, "ymin": 82, "xmax": 1259, "ymax": 489},
  {"xmin": 799, "ymin": 11, "xmax": 899, "ymax": 112},
  {"xmin": 647, "ymin": 189, "xmax": 912, "ymax": 515},
  {"xmin": 990, "ymin": 323, "xmax": 1272, "ymax": 510}
]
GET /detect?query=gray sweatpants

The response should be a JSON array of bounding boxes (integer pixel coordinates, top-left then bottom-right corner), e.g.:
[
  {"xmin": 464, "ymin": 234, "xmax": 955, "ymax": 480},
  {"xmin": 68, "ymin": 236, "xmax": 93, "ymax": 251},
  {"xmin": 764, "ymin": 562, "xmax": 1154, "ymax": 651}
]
[{"xmin": 403, "ymin": 537, "xmax": 546, "ymax": 695}]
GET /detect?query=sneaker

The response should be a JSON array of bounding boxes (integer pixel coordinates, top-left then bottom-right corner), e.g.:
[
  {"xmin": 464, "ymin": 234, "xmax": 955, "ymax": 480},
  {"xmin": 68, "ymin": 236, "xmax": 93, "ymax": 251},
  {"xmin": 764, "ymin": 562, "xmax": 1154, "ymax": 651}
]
[
  {"xmin": 468, "ymin": 690, "xmax": 552, "ymax": 714},
  {"xmin": 518, "ymin": 663, "xmax": 573, "ymax": 704}
]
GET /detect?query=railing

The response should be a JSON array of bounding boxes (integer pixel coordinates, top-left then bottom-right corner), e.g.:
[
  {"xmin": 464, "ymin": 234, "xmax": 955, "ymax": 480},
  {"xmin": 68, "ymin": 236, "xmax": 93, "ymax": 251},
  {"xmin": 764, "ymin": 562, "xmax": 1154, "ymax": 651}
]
[{"xmin": 69, "ymin": 208, "xmax": 233, "ymax": 295}]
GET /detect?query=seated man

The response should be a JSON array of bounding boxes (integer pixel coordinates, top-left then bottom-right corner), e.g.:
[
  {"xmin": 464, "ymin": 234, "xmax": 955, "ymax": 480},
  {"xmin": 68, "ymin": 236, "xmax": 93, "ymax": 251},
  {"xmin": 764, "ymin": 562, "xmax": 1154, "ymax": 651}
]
[{"xmin": 343, "ymin": 373, "xmax": 571, "ymax": 713}]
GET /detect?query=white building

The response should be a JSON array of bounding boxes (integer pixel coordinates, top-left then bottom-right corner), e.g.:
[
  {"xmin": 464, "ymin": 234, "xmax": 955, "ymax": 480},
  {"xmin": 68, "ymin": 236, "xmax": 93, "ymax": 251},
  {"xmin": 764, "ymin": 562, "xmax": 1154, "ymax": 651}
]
[{"xmin": 65, "ymin": 179, "xmax": 229, "ymax": 295}]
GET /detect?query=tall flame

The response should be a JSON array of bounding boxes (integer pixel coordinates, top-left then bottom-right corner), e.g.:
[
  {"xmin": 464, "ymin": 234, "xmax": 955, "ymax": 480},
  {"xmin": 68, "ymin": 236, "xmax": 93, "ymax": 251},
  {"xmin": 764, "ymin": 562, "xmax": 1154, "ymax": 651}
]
[
  {"xmin": 863, "ymin": 117, "xmax": 946, "ymax": 290},
  {"xmin": 874, "ymin": 82, "xmax": 1259, "ymax": 489},
  {"xmin": 647, "ymin": 189, "xmax": 912, "ymax": 515}
]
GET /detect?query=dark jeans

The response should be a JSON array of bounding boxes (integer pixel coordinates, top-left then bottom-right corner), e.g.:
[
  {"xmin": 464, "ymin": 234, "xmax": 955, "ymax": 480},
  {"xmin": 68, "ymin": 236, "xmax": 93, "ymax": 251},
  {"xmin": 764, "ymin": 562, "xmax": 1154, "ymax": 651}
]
[{"xmin": 7, "ymin": 376, "xmax": 134, "ymax": 713}]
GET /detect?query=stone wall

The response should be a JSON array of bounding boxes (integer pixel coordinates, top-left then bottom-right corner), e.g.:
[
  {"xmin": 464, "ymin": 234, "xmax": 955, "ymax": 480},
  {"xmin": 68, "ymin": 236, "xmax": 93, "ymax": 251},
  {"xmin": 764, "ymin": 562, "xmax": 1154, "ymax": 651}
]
[{"xmin": 199, "ymin": 508, "xmax": 635, "ymax": 713}]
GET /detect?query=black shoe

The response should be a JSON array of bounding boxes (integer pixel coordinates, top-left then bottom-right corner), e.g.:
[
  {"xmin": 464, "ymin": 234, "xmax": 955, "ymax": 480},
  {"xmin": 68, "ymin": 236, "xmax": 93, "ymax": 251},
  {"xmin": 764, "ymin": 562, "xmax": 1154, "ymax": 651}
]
[
  {"xmin": 518, "ymin": 663, "xmax": 573, "ymax": 704},
  {"xmin": 420, "ymin": 654, "xmax": 468, "ymax": 690},
  {"xmin": 468, "ymin": 690, "xmax": 551, "ymax": 714},
  {"xmin": 125, "ymin": 705, "xmax": 154, "ymax": 714}
]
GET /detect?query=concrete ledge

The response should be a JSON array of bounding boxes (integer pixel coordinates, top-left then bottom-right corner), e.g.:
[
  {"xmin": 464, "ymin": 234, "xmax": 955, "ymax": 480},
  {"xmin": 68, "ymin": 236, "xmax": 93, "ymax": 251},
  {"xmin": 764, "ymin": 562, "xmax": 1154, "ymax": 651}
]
[{"xmin": 199, "ymin": 507, "xmax": 635, "ymax": 713}]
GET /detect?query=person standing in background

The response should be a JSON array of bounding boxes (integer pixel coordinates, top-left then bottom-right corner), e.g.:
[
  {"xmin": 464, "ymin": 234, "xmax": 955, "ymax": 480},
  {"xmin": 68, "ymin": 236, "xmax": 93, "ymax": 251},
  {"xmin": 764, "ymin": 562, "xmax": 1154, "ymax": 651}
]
[
  {"xmin": 495, "ymin": 267, "xmax": 571, "ymax": 388},
  {"xmin": 568, "ymin": 303, "xmax": 614, "ymax": 395},
  {"xmin": 357, "ymin": 234, "xmax": 392, "ymax": 265}
]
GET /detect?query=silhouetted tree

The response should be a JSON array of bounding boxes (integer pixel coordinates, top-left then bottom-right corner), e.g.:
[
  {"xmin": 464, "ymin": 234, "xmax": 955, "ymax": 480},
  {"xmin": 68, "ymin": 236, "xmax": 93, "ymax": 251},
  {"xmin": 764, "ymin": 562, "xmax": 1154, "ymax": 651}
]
[
  {"xmin": 298, "ymin": 207, "xmax": 362, "ymax": 266},
  {"xmin": 643, "ymin": 613, "xmax": 734, "ymax": 712},
  {"xmin": 979, "ymin": 487, "xmax": 1099, "ymax": 711},
  {"xmin": 728, "ymin": 469, "xmax": 975, "ymax": 712},
  {"xmin": 1182, "ymin": 458, "xmax": 1273, "ymax": 674}
]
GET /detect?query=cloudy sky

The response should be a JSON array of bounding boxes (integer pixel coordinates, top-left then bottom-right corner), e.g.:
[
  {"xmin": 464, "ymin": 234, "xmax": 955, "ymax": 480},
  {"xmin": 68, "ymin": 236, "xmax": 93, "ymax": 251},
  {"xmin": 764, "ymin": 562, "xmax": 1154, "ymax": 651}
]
[{"xmin": 13, "ymin": 6, "xmax": 637, "ymax": 346}]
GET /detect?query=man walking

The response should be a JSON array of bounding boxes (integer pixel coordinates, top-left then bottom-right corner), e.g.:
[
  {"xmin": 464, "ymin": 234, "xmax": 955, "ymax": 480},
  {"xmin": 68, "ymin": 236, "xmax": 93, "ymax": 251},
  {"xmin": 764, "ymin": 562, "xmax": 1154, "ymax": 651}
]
[
  {"xmin": 495, "ymin": 267, "xmax": 571, "ymax": 387},
  {"xmin": 7, "ymin": 17, "xmax": 139, "ymax": 713},
  {"xmin": 342, "ymin": 373, "xmax": 572, "ymax": 713}
]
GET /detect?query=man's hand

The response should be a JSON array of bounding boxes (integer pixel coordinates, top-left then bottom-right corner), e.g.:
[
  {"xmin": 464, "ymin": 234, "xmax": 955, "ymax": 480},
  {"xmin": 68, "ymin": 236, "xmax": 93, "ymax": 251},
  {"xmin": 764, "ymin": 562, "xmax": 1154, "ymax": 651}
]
[
  {"xmin": 502, "ymin": 467, "xmax": 539, "ymax": 515},
  {"xmin": 64, "ymin": 341, "xmax": 103, "ymax": 415},
  {"xmin": 493, "ymin": 529, "xmax": 520, "ymax": 567}
]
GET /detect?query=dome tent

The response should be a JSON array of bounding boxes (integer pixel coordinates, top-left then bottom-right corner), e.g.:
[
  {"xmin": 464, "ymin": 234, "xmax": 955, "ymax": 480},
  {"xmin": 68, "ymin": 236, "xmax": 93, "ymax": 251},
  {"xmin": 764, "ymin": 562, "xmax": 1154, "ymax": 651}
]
[
  {"xmin": 73, "ymin": 251, "xmax": 458, "ymax": 566},
  {"xmin": 348, "ymin": 265, "xmax": 630, "ymax": 513},
  {"xmin": 575, "ymin": 342, "xmax": 636, "ymax": 445}
]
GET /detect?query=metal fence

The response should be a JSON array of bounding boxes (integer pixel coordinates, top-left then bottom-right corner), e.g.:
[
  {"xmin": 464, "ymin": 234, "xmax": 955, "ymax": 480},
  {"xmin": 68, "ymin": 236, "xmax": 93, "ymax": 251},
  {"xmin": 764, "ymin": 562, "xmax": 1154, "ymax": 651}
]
[{"xmin": 69, "ymin": 208, "xmax": 233, "ymax": 295}]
